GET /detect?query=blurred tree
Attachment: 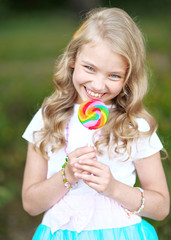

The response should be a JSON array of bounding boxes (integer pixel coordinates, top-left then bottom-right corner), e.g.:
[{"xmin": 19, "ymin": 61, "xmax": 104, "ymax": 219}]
[
  {"xmin": 102, "ymin": 0, "xmax": 171, "ymax": 15},
  {"xmin": 68, "ymin": 0, "xmax": 102, "ymax": 15},
  {"xmin": 0, "ymin": 0, "xmax": 170, "ymax": 16},
  {"xmin": 5, "ymin": 0, "xmax": 102, "ymax": 12}
]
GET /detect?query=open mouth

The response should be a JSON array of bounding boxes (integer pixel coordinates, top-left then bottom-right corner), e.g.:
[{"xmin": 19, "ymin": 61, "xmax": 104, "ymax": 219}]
[{"xmin": 85, "ymin": 87, "xmax": 104, "ymax": 99}]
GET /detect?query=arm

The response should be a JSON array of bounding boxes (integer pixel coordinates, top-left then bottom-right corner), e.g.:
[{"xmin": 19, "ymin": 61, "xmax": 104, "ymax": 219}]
[
  {"xmin": 74, "ymin": 152, "xmax": 170, "ymax": 220},
  {"xmin": 22, "ymin": 143, "xmax": 69, "ymax": 216},
  {"xmin": 134, "ymin": 152, "xmax": 170, "ymax": 220},
  {"xmin": 22, "ymin": 143, "xmax": 96, "ymax": 216}
]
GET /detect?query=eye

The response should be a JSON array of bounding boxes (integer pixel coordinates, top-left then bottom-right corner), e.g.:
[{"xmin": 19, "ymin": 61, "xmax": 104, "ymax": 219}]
[
  {"xmin": 109, "ymin": 74, "xmax": 121, "ymax": 80},
  {"xmin": 85, "ymin": 65, "xmax": 94, "ymax": 72}
]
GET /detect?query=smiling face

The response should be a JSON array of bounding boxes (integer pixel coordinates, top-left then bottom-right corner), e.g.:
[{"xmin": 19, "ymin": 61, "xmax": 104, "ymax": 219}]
[{"xmin": 72, "ymin": 41, "xmax": 128, "ymax": 105}]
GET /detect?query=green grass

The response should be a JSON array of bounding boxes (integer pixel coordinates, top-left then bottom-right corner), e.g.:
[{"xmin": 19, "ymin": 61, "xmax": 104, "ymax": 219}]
[{"xmin": 0, "ymin": 11, "xmax": 170, "ymax": 239}]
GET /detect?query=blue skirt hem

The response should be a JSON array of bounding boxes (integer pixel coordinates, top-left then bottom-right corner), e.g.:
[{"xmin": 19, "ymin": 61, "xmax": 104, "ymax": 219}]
[{"xmin": 32, "ymin": 219, "xmax": 158, "ymax": 240}]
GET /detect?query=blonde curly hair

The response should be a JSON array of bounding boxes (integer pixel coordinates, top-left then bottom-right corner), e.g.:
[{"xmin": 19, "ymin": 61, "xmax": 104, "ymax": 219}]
[{"xmin": 34, "ymin": 8, "xmax": 157, "ymax": 159}]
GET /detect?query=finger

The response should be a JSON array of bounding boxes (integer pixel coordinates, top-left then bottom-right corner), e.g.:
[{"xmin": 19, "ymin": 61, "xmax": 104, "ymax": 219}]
[
  {"xmin": 84, "ymin": 180, "xmax": 99, "ymax": 190},
  {"xmin": 71, "ymin": 165, "xmax": 90, "ymax": 175},
  {"xmin": 74, "ymin": 163, "xmax": 100, "ymax": 176},
  {"xmin": 69, "ymin": 151, "xmax": 97, "ymax": 166},
  {"xmin": 70, "ymin": 146, "xmax": 95, "ymax": 158},
  {"xmin": 69, "ymin": 156, "xmax": 96, "ymax": 167},
  {"xmin": 74, "ymin": 171, "xmax": 98, "ymax": 182},
  {"xmin": 78, "ymin": 158, "xmax": 104, "ymax": 170},
  {"xmin": 79, "ymin": 152, "xmax": 97, "ymax": 161}
]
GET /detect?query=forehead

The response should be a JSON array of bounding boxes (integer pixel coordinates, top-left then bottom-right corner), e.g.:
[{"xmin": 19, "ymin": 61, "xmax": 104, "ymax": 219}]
[{"xmin": 77, "ymin": 41, "xmax": 128, "ymax": 71}]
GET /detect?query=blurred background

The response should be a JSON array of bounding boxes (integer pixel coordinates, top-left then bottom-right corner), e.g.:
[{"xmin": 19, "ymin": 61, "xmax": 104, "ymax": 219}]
[{"xmin": 0, "ymin": 0, "xmax": 170, "ymax": 239}]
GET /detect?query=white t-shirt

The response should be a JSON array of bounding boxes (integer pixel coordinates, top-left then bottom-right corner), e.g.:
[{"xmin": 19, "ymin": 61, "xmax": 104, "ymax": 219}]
[{"xmin": 22, "ymin": 104, "xmax": 163, "ymax": 233}]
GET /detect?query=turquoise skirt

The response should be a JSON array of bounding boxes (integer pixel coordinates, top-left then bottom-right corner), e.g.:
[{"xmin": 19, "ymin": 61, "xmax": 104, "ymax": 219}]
[{"xmin": 32, "ymin": 220, "xmax": 158, "ymax": 240}]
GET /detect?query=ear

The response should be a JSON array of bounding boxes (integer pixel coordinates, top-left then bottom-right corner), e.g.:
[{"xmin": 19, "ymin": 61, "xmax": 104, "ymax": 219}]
[{"xmin": 70, "ymin": 61, "xmax": 75, "ymax": 69}]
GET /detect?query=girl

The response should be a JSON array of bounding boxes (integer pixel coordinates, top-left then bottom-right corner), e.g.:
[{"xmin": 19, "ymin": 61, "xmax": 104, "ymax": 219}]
[{"xmin": 22, "ymin": 8, "xmax": 170, "ymax": 240}]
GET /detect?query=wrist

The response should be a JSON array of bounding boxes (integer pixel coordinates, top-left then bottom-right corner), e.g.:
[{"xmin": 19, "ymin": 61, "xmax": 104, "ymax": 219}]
[
  {"xmin": 61, "ymin": 156, "xmax": 78, "ymax": 189},
  {"xmin": 107, "ymin": 178, "xmax": 120, "ymax": 199},
  {"xmin": 65, "ymin": 163, "xmax": 78, "ymax": 185},
  {"xmin": 124, "ymin": 187, "xmax": 145, "ymax": 216}
]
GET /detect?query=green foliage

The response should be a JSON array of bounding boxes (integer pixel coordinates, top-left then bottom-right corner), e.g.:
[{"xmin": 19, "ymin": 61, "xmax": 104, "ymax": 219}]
[{"xmin": 0, "ymin": 10, "xmax": 170, "ymax": 239}]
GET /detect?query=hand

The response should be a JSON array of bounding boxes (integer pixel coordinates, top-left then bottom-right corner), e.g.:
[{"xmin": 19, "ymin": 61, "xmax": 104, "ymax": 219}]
[
  {"xmin": 65, "ymin": 145, "xmax": 97, "ymax": 184},
  {"xmin": 74, "ymin": 159, "xmax": 115, "ymax": 197}
]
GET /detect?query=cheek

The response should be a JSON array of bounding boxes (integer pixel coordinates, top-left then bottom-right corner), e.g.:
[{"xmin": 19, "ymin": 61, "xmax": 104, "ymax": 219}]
[
  {"xmin": 72, "ymin": 68, "xmax": 87, "ymax": 85},
  {"xmin": 72, "ymin": 73, "xmax": 83, "ymax": 93},
  {"xmin": 109, "ymin": 82, "xmax": 124, "ymax": 94}
]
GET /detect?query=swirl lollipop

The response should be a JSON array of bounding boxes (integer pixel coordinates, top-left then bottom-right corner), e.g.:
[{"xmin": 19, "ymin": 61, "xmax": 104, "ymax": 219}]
[{"xmin": 78, "ymin": 99, "xmax": 109, "ymax": 130}]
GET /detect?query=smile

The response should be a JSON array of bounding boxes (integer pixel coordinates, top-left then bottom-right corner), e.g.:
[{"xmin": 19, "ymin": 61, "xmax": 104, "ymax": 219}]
[{"xmin": 85, "ymin": 87, "xmax": 104, "ymax": 99}]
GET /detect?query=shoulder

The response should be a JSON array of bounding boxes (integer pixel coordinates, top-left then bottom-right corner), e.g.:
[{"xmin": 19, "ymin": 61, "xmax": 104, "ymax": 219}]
[
  {"xmin": 132, "ymin": 118, "xmax": 163, "ymax": 160},
  {"xmin": 26, "ymin": 108, "xmax": 43, "ymax": 131},
  {"xmin": 22, "ymin": 108, "xmax": 43, "ymax": 143}
]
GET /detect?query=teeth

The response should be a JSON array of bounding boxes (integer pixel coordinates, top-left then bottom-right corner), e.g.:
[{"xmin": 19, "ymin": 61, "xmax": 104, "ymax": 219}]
[{"xmin": 87, "ymin": 89, "xmax": 103, "ymax": 98}]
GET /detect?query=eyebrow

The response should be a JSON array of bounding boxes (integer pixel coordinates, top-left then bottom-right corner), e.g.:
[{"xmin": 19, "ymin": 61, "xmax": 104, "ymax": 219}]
[
  {"xmin": 82, "ymin": 60, "xmax": 126, "ymax": 75},
  {"xmin": 82, "ymin": 60, "xmax": 96, "ymax": 68}
]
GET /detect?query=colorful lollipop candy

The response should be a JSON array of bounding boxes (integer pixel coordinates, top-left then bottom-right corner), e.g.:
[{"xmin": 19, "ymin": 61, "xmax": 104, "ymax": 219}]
[{"xmin": 78, "ymin": 99, "xmax": 109, "ymax": 130}]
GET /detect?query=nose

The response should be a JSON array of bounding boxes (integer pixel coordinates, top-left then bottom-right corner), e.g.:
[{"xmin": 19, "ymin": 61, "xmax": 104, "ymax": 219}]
[{"xmin": 91, "ymin": 74, "xmax": 105, "ymax": 92}]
